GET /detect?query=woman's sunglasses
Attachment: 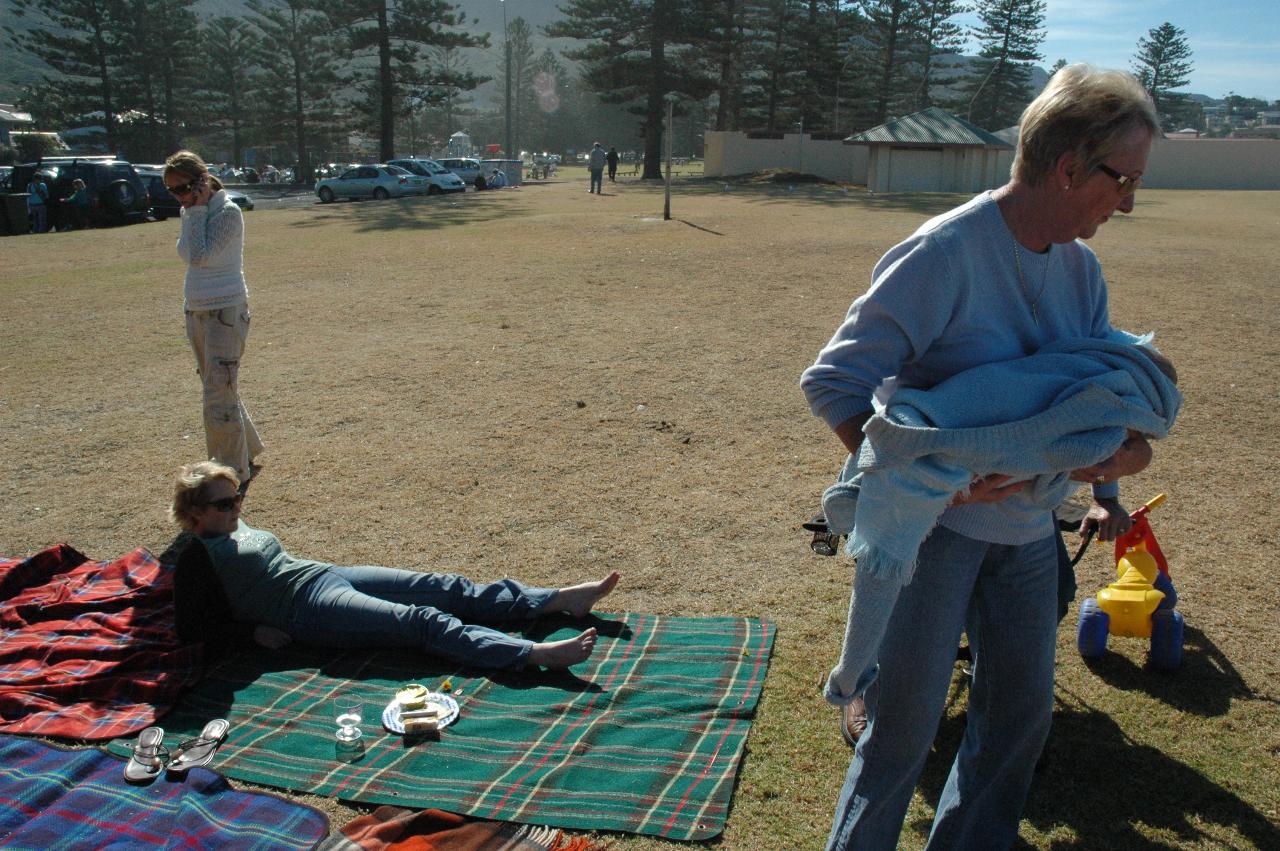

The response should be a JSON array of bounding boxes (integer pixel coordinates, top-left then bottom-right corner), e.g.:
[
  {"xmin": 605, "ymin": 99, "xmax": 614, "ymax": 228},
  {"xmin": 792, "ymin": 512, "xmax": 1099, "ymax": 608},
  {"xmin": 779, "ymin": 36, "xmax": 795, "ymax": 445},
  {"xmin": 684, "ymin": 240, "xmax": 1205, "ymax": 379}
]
[
  {"xmin": 203, "ymin": 493, "xmax": 243, "ymax": 512},
  {"xmin": 166, "ymin": 177, "xmax": 201, "ymax": 197}
]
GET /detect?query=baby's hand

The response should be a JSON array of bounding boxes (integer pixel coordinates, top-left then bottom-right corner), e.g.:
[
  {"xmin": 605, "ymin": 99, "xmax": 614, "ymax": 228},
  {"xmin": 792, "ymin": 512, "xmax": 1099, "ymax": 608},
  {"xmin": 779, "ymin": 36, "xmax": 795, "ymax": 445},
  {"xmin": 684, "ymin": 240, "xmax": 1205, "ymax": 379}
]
[{"xmin": 1070, "ymin": 431, "xmax": 1152, "ymax": 485}]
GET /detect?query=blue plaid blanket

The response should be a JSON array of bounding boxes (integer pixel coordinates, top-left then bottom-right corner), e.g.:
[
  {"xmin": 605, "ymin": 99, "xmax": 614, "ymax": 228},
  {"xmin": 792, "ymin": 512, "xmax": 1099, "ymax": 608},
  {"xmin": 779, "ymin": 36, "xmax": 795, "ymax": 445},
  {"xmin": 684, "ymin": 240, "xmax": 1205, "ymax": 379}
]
[{"xmin": 0, "ymin": 735, "xmax": 328, "ymax": 849}]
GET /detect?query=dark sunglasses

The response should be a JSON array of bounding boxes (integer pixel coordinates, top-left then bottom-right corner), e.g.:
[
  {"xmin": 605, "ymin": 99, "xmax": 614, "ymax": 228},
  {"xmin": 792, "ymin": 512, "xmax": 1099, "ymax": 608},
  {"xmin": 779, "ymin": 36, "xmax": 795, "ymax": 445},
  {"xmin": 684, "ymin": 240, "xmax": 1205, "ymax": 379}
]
[
  {"xmin": 166, "ymin": 177, "xmax": 200, "ymax": 197},
  {"xmin": 203, "ymin": 493, "xmax": 243, "ymax": 512},
  {"xmin": 1095, "ymin": 162, "xmax": 1141, "ymax": 195}
]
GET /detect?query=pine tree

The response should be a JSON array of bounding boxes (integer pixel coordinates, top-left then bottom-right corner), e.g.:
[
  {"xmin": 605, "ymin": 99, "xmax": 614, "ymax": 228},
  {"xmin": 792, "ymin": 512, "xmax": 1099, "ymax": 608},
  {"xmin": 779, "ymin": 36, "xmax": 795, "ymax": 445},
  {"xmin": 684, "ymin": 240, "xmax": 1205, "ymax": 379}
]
[
  {"xmin": 6, "ymin": 0, "xmax": 128, "ymax": 152},
  {"xmin": 962, "ymin": 0, "xmax": 1045, "ymax": 130},
  {"xmin": 114, "ymin": 0, "xmax": 200, "ymax": 159},
  {"xmin": 200, "ymin": 16, "xmax": 261, "ymax": 169},
  {"xmin": 1132, "ymin": 22, "xmax": 1194, "ymax": 129},
  {"xmin": 491, "ymin": 17, "xmax": 537, "ymax": 155},
  {"xmin": 909, "ymin": 0, "xmax": 969, "ymax": 111},
  {"xmin": 327, "ymin": 0, "xmax": 487, "ymax": 161},
  {"xmin": 705, "ymin": 0, "xmax": 744, "ymax": 131},
  {"xmin": 416, "ymin": 43, "xmax": 479, "ymax": 146},
  {"xmin": 548, "ymin": 0, "xmax": 714, "ymax": 178},
  {"xmin": 861, "ymin": 0, "xmax": 926, "ymax": 126},
  {"xmin": 247, "ymin": 0, "xmax": 342, "ymax": 180}
]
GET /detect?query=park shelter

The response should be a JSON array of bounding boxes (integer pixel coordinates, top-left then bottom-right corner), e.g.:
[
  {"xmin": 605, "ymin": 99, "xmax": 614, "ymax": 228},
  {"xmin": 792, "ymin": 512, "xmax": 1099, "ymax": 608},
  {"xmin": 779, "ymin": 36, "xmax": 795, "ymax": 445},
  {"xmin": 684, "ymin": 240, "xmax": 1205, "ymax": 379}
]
[
  {"xmin": 447, "ymin": 131, "xmax": 473, "ymax": 157},
  {"xmin": 845, "ymin": 107, "xmax": 1012, "ymax": 193}
]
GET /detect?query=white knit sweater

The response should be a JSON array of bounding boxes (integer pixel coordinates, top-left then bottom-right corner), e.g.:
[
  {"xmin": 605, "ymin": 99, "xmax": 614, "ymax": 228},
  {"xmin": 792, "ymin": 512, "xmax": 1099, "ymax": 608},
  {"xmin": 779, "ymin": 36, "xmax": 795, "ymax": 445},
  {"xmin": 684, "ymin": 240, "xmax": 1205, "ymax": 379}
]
[{"xmin": 177, "ymin": 189, "xmax": 248, "ymax": 311}]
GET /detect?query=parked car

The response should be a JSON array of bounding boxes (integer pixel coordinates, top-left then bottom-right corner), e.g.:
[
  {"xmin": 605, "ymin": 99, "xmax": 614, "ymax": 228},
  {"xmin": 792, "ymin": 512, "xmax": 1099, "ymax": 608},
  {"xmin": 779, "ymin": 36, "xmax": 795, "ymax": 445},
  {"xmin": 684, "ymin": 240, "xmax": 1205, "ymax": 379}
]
[
  {"xmin": 314, "ymin": 164, "xmax": 428, "ymax": 202},
  {"xmin": 137, "ymin": 168, "xmax": 254, "ymax": 220},
  {"xmin": 8, "ymin": 156, "xmax": 150, "ymax": 227},
  {"xmin": 386, "ymin": 158, "xmax": 467, "ymax": 194},
  {"xmin": 436, "ymin": 157, "xmax": 482, "ymax": 186}
]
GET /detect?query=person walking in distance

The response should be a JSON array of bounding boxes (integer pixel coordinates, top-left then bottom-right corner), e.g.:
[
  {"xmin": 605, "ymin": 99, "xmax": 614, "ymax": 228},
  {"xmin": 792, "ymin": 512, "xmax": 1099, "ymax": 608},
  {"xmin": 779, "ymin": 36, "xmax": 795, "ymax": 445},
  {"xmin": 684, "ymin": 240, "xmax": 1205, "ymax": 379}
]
[{"xmin": 587, "ymin": 142, "xmax": 607, "ymax": 194}]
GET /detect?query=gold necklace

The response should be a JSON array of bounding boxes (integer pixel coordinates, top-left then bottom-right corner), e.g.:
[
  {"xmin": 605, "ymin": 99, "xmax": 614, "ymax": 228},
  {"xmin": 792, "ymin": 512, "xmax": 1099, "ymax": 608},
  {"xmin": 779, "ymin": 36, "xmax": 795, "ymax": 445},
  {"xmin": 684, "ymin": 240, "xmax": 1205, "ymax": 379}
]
[{"xmin": 1011, "ymin": 239, "xmax": 1049, "ymax": 325}]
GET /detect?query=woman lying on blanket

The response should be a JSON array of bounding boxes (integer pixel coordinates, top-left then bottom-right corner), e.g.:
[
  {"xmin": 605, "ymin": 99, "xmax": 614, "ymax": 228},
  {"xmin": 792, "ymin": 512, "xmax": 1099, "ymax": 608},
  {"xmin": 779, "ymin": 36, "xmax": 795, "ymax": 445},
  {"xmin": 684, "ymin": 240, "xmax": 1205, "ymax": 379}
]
[{"xmin": 170, "ymin": 460, "xmax": 619, "ymax": 670}]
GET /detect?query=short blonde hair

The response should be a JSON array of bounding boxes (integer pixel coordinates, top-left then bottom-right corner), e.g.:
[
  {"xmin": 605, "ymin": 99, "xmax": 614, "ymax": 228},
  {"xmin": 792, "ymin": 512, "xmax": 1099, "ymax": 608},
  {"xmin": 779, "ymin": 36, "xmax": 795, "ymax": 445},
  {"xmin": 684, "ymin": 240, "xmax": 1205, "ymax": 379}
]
[
  {"xmin": 169, "ymin": 460, "xmax": 239, "ymax": 531},
  {"xmin": 163, "ymin": 149, "xmax": 224, "ymax": 191},
  {"xmin": 1012, "ymin": 65, "xmax": 1158, "ymax": 187}
]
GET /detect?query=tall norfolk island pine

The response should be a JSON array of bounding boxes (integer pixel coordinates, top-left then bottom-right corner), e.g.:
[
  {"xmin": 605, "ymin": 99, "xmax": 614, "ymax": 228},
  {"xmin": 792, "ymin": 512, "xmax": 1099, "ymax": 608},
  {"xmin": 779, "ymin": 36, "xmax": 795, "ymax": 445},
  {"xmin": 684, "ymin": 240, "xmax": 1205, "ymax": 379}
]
[
  {"xmin": 1133, "ymin": 22, "xmax": 1194, "ymax": 129},
  {"xmin": 325, "ymin": 0, "xmax": 487, "ymax": 162},
  {"xmin": 962, "ymin": 0, "xmax": 1045, "ymax": 130},
  {"xmin": 7, "ymin": 0, "xmax": 126, "ymax": 152},
  {"xmin": 548, "ymin": 0, "xmax": 713, "ymax": 180}
]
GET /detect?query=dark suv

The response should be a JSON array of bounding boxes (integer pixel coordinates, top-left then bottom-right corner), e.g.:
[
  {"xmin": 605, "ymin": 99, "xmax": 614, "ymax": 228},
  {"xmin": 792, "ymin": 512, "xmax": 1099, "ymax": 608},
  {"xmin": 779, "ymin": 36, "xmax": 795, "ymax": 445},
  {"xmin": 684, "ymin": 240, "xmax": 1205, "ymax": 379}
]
[
  {"xmin": 8, "ymin": 156, "xmax": 150, "ymax": 227},
  {"xmin": 137, "ymin": 168, "xmax": 255, "ymax": 220}
]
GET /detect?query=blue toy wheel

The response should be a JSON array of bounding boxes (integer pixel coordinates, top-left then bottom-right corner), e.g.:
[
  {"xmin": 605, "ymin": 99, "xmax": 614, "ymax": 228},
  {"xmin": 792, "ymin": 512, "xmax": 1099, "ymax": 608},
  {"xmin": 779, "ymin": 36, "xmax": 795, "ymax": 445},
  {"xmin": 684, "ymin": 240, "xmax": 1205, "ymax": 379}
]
[
  {"xmin": 1149, "ymin": 609, "xmax": 1184, "ymax": 671},
  {"xmin": 1077, "ymin": 598, "xmax": 1110, "ymax": 659},
  {"xmin": 1153, "ymin": 571, "xmax": 1178, "ymax": 610}
]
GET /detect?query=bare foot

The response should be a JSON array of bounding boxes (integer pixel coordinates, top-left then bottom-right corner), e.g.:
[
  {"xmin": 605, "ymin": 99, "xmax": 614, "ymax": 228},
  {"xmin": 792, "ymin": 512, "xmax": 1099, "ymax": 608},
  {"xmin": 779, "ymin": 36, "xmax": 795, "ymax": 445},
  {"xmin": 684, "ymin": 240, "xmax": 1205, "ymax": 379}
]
[
  {"xmin": 548, "ymin": 571, "xmax": 620, "ymax": 618},
  {"xmin": 528, "ymin": 628, "xmax": 598, "ymax": 668}
]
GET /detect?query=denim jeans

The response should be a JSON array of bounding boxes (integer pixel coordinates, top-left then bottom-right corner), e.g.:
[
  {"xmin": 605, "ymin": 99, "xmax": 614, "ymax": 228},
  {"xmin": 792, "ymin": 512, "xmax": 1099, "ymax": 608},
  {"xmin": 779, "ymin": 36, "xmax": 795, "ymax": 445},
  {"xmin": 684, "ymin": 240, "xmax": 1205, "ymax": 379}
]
[
  {"xmin": 186, "ymin": 304, "xmax": 264, "ymax": 482},
  {"xmin": 589, "ymin": 168, "xmax": 603, "ymax": 193},
  {"xmin": 286, "ymin": 565, "xmax": 557, "ymax": 670},
  {"xmin": 827, "ymin": 526, "xmax": 1058, "ymax": 851},
  {"xmin": 29, "ymin": 204, "xmax": 47, "ymax": 233}
]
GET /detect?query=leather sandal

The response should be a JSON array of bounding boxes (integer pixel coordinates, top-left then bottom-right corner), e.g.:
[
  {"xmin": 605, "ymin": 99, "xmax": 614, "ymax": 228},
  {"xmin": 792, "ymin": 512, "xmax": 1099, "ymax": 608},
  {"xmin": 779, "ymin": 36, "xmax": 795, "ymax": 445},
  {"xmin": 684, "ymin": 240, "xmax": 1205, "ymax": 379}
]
[
  {"xmin": 167, "ymin": 719, "xmax": 230, "ymax": 774},
  {"xmin": 124, "ymin": 726, "xmax": 169, "ymax": 783}
]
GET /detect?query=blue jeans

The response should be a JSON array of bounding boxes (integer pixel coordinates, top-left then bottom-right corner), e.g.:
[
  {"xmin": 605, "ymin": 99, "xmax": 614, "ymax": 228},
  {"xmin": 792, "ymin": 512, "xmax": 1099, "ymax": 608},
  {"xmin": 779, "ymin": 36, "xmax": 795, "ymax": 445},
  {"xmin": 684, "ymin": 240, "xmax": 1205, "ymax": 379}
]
[
  {"xmin": 286, "ymin": 565, "xmax": 557, "ymax": 670},
  {"xmin": 29, "ymin": 204, "xmax": 47, "ymax": 233},
  {"xmin": 827, "ymin": 526, "xmax": 1058, "ymax": 851},
  {"xmin": 589, "ymin": 168, "xmax": 603, "ymax": 193}
]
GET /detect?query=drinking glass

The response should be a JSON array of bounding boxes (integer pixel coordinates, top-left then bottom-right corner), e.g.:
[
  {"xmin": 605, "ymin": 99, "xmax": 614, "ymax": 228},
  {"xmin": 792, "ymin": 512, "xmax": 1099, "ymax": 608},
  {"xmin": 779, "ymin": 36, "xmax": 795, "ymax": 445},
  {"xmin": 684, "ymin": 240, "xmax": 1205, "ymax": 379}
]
[{"xmin": 334, "ymin": 694, "xmax": 363, "ymax": 742}]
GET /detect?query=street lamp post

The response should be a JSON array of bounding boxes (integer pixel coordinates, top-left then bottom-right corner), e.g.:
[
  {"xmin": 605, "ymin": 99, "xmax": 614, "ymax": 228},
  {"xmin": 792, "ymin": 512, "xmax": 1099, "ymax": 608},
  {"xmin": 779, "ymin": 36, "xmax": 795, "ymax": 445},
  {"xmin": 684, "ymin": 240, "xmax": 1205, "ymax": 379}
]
[
  {"xmin": 663, "ymin": 95, "xmax": 674, "ymax": 220},
  {"xmin": 502, "ymin": 0, "xmax": 512, "ymax": 158}
]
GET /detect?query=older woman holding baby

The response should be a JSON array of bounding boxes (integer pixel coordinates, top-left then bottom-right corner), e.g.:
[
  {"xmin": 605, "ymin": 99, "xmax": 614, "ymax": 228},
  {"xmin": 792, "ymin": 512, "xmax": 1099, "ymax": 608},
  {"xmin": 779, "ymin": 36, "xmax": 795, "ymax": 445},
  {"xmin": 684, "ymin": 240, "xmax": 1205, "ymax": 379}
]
[
  {"xmin": 801, "ymin": 66, "xmax": 1168, "ymax": 849},
  {"xmin": 170, "ymin": 460, "xmax": 618, "ymax": 670}
]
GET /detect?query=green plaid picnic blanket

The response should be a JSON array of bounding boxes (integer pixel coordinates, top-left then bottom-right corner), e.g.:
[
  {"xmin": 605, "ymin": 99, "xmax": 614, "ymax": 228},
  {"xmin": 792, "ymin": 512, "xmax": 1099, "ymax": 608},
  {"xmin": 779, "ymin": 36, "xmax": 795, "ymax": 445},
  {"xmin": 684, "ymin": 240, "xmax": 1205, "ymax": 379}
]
[{"xmin": 108, "ymin": 613, "xmax": 773, "ymax": 841}]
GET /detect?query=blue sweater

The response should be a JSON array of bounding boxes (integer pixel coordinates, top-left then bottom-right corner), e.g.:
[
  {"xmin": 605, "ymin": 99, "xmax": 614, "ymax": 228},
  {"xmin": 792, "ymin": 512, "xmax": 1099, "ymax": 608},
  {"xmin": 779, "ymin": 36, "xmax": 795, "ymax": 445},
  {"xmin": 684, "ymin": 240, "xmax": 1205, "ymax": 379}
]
[
  {"xmin": 801, "ymin": 192, "xmax": 1124, "ymax": 546},
  {"xmin": 199, "ymin": 520, "xmax": 329, "ymax": 629}
]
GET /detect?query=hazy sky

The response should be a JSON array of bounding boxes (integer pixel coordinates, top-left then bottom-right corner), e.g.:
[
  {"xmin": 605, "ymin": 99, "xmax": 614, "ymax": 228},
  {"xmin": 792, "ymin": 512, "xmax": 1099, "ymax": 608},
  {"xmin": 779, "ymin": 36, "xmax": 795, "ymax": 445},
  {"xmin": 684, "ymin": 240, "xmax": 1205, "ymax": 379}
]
[{"xmin": 958, "ymin": 0, "xmax": 1279, "ymax": 101}]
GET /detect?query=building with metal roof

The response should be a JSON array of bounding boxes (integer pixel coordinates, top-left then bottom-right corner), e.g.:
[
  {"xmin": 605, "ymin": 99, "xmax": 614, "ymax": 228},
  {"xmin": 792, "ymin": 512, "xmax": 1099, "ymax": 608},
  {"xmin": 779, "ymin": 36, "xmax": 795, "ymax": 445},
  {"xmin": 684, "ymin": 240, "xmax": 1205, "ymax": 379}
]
[
  {"xmin": 1, "ymin": 104, "xmax": 35, "ymax": 148},
  {"xmin": 844, "ymin": 107, "xmax": 1013, "ymax": 193}
]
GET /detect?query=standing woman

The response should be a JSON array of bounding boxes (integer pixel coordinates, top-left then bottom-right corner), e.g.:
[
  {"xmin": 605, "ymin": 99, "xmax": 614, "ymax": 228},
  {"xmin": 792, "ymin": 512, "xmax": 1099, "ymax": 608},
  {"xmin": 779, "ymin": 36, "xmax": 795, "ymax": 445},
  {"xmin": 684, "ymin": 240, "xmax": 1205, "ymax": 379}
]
[
  {"xmin": 165, "ymin": 150, "xmax": 264, "ymax": 490},
  {"xmin": 801, "ymin": 66, "xmax": 1159, "ymax": 850}
]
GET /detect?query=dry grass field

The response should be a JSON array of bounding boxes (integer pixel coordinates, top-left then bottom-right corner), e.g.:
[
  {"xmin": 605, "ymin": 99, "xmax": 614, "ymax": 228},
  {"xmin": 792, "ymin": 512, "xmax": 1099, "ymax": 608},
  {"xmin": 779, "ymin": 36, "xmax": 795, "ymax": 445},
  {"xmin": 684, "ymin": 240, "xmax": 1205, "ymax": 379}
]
[{"xmin": 2, "ymin": 172, "xmax": 1278, "ymax": 849}]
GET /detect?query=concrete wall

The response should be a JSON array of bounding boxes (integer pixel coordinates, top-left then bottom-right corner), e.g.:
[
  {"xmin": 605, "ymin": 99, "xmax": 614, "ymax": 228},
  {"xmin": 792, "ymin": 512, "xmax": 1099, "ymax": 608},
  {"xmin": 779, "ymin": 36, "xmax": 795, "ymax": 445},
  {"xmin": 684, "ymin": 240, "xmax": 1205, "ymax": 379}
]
[
  {"xmin": 707, "ymin": 131, "xmax": 1280, "ymax": 190},
  {"xmin": 1144, "ymin": 138, "xmax": 1280, "ymax": 189},
  {"xmin": 704, "ymin": 131, "xmax": 868, "ymax": 183}
]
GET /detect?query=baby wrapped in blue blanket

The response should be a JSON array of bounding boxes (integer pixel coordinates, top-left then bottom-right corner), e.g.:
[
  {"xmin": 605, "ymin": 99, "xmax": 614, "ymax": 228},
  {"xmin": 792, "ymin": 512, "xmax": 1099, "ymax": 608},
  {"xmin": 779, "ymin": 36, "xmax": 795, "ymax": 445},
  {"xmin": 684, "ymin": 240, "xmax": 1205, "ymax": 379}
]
[{"xmin": 822, "ymin": 335, "xmax": 1181, "ymax": 704}]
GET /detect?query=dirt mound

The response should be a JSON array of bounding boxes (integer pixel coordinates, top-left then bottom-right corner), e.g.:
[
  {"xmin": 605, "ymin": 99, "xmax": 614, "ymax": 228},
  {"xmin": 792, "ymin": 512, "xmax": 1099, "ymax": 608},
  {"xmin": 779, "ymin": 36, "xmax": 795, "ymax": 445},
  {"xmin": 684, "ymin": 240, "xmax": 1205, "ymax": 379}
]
[{"xmin": 745, "ymin": 169, "xmax": 836, "ymax": 185}]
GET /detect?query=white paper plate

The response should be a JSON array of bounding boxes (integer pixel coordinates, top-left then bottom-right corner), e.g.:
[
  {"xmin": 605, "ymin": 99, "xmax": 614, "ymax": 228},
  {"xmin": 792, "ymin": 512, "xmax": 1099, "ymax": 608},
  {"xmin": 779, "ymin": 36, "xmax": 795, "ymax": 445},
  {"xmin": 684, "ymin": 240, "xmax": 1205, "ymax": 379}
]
[{"xmin": 381, "ymin": 693, "xmax": 459, "ymax": 734}]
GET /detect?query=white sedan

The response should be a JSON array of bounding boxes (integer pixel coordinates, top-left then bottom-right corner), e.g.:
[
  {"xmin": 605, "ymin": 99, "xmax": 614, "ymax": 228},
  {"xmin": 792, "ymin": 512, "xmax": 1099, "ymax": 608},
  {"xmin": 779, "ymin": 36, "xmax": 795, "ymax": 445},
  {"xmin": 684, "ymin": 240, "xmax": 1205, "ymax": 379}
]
[{"xmin": 315, "ymin": 165, "xmax": 428, "ymax": 202}]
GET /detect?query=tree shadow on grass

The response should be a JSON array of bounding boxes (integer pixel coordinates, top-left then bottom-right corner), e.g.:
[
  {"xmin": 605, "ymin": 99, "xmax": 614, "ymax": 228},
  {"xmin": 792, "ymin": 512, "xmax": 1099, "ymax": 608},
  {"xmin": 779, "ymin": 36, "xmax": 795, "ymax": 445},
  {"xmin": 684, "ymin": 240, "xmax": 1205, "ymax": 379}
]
[
  {"xmin": 289, "ymin": 192, "xmax": 531, "ymax": 233},
  {"xmin": 908, "ymin": 678, "xmax": 1280, "ymax": 849}
]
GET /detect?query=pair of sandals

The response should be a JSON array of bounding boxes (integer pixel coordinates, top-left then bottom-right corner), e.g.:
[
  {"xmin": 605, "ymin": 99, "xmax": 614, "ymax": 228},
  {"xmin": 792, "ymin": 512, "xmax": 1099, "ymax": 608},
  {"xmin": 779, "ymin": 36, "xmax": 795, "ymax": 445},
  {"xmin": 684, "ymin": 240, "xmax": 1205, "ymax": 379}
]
[{"xmin": 124, "ymin": 719, "xmax": 229, "ymax": 784}]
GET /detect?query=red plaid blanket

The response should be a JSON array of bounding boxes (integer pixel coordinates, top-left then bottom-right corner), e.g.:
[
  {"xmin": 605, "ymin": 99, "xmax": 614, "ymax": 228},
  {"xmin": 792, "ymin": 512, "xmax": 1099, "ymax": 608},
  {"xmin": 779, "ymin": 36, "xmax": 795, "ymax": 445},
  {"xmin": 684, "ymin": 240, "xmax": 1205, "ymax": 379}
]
[{"xmin": 0, "ymin": 545, "xmax": 203, "ymax": 739}]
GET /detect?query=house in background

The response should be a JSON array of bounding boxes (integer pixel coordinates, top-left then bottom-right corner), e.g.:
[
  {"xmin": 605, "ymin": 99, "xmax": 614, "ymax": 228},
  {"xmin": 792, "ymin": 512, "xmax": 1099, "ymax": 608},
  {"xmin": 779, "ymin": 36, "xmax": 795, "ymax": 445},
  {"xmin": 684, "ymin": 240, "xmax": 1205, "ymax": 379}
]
[
  {"xmin": 0, "ymin": 104, "xmax": 35, "ymax": 148},
  {"xmin": 845, "ymin": 107, "xmax": 1012, "ymax": 193}
]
